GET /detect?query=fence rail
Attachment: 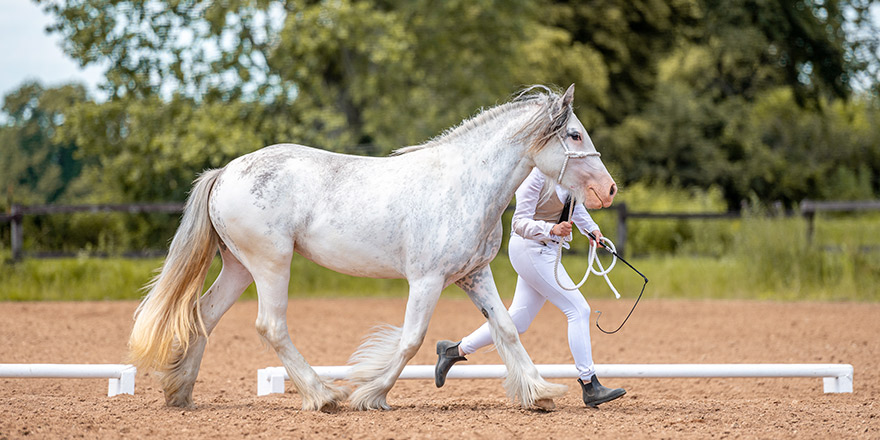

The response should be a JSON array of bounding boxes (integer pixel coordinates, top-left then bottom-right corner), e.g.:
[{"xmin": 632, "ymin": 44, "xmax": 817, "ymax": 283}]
[
  {"xmin": 3, "ymin": 200, "xmax": 879, "ymax": 261},
  {"xmin": 801, "ymin": 199, "xmax": 880, "ymax": 243},
  {"xmin": 16, "ymin": 203, "xmax": 185, "ymax": 215}
]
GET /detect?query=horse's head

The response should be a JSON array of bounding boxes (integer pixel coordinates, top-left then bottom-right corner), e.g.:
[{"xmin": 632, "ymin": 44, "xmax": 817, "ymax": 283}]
[{"xmin": 520, "ymin": 84, "xmax": 616, "ymax": 209}]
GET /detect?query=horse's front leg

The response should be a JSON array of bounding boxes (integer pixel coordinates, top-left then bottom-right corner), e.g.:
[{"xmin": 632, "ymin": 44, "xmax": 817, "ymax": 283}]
[
  {"xmin": 348, "ymin": 276, "xmax": 444, "ymax": 410},
  {"xmin": 456, "ymin": 264, "xmax": 567, "ymax": 409}
]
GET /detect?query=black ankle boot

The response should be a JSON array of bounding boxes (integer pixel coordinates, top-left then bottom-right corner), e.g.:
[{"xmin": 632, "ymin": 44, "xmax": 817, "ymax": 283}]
[
  {"xmin": 578, "ymin": 375, "xmax": 626, "ymax": 407},
  {"xmin": 434, "ymin": 340, "xmax": 467, "ymax": 388}
]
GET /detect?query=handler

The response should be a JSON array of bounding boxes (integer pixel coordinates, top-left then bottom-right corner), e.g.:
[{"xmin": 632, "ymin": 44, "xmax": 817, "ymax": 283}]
[{"xmin": 434, "ymin": 167, "xmax": 626, "ymax": 408}]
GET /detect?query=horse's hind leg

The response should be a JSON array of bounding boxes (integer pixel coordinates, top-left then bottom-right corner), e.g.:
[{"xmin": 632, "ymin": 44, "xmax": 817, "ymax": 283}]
[
  {"xmin": 348, "ymin": 276, "xmax": 444, "ymax": 410},
  {"xmin": 251, "ymin": 255, "xmax": 349, "ymax": 411},
  {"xmin": 456, "ymin": 265, "xmax": 567, "ymax": 409},
  {"xmin": 164, "ymin": 247, "xmax": 253, "ymax": 407}
]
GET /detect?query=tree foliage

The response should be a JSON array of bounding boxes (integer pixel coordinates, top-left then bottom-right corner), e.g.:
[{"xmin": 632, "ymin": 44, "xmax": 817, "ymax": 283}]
[
  {"xmin": 0, "ymin": 82, "xmax": 87, "ymax": 206},
  {"xmin": 36, "ymin": 0, "xmax": 538, "ymax": 151},
  {"xmin": 590, "ymin": 0, "xmax": 880, "ymax": 206},
  {"xmin": 4, "ymin": 0, "xmax": 879, "ymax": 213}
]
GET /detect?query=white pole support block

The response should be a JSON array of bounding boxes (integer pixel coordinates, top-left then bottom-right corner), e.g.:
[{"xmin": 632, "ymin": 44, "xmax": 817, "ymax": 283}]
[
  {"xmin": 823, "ymin": 366, "xmax": 854, "ymax": 393},
  {"xmin": 257, "ymin": 366, "xmax": 287, "ymax": 396},
  {"xmin": 0, "ymin": 364, "xmax": 137, "ymax": 397},
  {"xmin": 108, "ymin": 366, "xmax": 137, "ymax": 397},
  {"xmin": 256, "ymin": 363, "xmax": 854, "ymax": 396}
]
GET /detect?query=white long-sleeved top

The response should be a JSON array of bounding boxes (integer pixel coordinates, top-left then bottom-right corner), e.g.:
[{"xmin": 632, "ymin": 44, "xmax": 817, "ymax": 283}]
[{"xmin": 511, "ymin": 168, "xmax": 599, "ymax": 245}]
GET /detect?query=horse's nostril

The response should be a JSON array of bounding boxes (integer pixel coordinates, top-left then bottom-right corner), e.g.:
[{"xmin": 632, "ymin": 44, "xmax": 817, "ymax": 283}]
[{"xmin": 609, "ymin": 184, "xmax": 617, "ymax": 197}]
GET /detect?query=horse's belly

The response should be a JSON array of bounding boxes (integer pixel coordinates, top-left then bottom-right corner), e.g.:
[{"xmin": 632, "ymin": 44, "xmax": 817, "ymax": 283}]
[{"xmin": 294, "ymin": 240, "xmax": 403, "ymax": 279}]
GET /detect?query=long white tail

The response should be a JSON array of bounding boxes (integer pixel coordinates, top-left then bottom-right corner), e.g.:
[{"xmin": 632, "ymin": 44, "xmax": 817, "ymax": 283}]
[{"xmin": 128, "ymin": 169, "xmax": 223, "ymax": 373}]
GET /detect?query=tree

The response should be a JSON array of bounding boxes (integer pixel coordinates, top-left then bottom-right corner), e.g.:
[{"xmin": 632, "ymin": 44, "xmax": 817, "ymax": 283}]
[
  {"xmin": 542, "ymin": 0, "xmax": 703, "ymax": 124},
  {"xmin": 696, "ymin": 0, "xmax": 878, "ymax": 103},
  {"xmin": 0, "ymin": 82, "xmax": 88, "ymax": 207},
  {"xmin": 37, "ymin": 0, "xmax": 540, "ymax": 153},
  {"xmin": 32, "ymin": 0, "xmax": 880, "ymax": 208},
  {"xmin": 594, "ymin": 0, "xmax": 880, "ymax": 207}
]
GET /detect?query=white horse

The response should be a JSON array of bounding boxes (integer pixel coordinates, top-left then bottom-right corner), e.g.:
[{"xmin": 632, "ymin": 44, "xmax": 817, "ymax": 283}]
[{"xmin": 128, "ymin": 84, "xmax": 617, "ymax": 411}]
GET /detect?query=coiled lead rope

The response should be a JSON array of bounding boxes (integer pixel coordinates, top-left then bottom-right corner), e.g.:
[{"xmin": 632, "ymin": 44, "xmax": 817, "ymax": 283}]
[
  {"xmin": 551, "ymin": 201, "xmax": 649, "ymax": 334},
  {"xmin": 552, "ymin": 200, "xmax": 618, "ymax": 295},
  {"xmin": 552, "ymin": 228, "xmax": 620, "ymax": 298}
]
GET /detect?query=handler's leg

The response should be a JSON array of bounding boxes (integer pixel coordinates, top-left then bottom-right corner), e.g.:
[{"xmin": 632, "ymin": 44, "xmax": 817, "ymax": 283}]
[
  {"xmin": 436, "ymin": 238, "xmax": 548, "ymax": 388},
  {"xmin": 516, "ymin": 240, "xmax": 625, "ymax": 407},
  {"xmin": 436, "ymin": 276, "xmax": 545, "ymax": 387},
  {"xmin": 434, "ymin": 277, "xmax": 547, "ymax": 388}
]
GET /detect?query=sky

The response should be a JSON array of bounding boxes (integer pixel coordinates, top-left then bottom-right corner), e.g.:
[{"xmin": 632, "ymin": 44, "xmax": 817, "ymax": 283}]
[{"xmin": 0, "ymin": 1, "xmax": 105, "ymax": 101}]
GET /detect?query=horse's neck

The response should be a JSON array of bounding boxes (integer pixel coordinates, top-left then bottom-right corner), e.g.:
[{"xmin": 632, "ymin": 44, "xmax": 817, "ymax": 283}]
[{"xmin": 437, "ymin": 112, "xmax": 535, "ymax": 215}]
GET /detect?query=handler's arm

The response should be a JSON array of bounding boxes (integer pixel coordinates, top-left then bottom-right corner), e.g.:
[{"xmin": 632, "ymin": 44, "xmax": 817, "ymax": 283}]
[{"xmin": 511, "ymin": 170, "xmax": 558, "ymax": 241}]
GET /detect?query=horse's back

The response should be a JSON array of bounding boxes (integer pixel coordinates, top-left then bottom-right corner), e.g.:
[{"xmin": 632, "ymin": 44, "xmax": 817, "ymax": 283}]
[
  {"xmin": 208, "ymin": 144, "xmax": 409, "ymax": 278},
  {"xmin": 210, "ymin": 143, "xmax": 336, "ymax": 228}
]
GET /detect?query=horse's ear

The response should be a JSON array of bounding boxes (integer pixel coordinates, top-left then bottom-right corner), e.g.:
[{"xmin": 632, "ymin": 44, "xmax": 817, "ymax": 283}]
[{"xmin": 561, "ymin": 84, "xmax": 575, "ymax": 108}]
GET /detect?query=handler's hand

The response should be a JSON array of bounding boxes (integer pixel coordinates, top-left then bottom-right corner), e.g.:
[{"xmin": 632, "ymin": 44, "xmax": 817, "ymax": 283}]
[
  {"xmin": 589, "ymin": 229, "xmax": 604, "ymax": 247},
  {"xmin": 551, "ymin": 221, "xmax": 573, "ymax": 237}
]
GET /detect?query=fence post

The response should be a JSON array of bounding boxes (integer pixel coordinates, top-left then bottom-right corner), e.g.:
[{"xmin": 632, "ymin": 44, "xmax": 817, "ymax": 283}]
[
  {"xmin": 616, "ymin": 202, "xmax": 627, "ymax": 258},
  {"xmin": 801, "ymin": 201, "xmax": 816, "ymax": 245},
  {"xmin": 10, "ymin": 204, "xmax": 23, "ymax": 261}
]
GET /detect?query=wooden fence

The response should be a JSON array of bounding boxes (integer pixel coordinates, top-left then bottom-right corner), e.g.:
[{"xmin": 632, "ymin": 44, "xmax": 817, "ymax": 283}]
[
  {"xmin": 2, "ymin": 203, "xmax": 184, "ymax": 261},
  {"xmin": 3, "ymin": 200, "xmax": 879, "ymax": 261},
  {"xmin": 800, "ymin": 200, "xmax": 880, "ymax": 243}
]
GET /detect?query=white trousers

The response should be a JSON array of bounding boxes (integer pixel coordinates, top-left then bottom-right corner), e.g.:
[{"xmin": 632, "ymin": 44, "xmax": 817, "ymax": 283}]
[{"xmin": 460, "ymin": 234, "xmax": 595, "ymax": 380}]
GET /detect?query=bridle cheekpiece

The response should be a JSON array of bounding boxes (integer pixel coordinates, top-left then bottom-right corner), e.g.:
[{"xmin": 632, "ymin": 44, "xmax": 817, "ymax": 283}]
[{"xmin": 550, "ymin": 106, "xmax": 601, "ymax": 183}]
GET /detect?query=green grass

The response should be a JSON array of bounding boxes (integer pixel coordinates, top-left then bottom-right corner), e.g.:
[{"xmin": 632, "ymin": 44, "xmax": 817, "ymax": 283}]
[
  {"xmin": 1, "ymin": 257, "xmax": 161, "ymax": 301},
  {"xmin": 2, "ymin": 247, "xmax": 877, "ymax": 302},
  {"xmin": 2, "ymin": 212, "xmax": 878, "ymax": 302},
  {"xmin": 4, "ymin": 183, "xmax": 878, "ymax": 302}
]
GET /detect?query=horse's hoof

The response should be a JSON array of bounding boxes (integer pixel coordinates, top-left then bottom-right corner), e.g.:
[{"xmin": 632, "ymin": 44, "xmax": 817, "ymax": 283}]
[
  {"xmin": 320, "ymin": 401, "xmax": 342, "ymax": 413},
  {"xmin": 350, "ymin": 400, "xmax": 392, "ymax": 411},
  {"xmin": 164, "ymin": 392, "xmax": 194, "ymax": 408},
  {"xmin": 533, "ymin": 398, "xmax": 556, "ymax": 411},
  {"xmin": 165, "ymin": 399, "xmax": 194, "ymax": 408}
]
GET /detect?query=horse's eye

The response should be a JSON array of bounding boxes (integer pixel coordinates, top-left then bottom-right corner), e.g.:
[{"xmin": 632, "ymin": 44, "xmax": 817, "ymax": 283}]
[{"xmin": 569, "ymin": 131, "xmax": 581, "ymax": 141}]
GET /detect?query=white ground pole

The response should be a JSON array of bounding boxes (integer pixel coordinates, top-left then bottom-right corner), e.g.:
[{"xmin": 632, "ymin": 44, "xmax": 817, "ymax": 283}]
[
  {"xmin": 0, "ymin": 364, "xmax": 137, "ymax": 397},
  {"xmin": 257, "ymin": 364, "xmax": 853, "ymax": 397}
]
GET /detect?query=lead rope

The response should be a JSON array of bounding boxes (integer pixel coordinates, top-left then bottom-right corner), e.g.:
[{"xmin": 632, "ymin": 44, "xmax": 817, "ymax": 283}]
[
  {"xmin": 551, "ymin": 201, "xmax": 620, "ymax": 297},
  {"xmin": 551, "ymin": 201, "xmax": 649, "ymax": 334}
]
